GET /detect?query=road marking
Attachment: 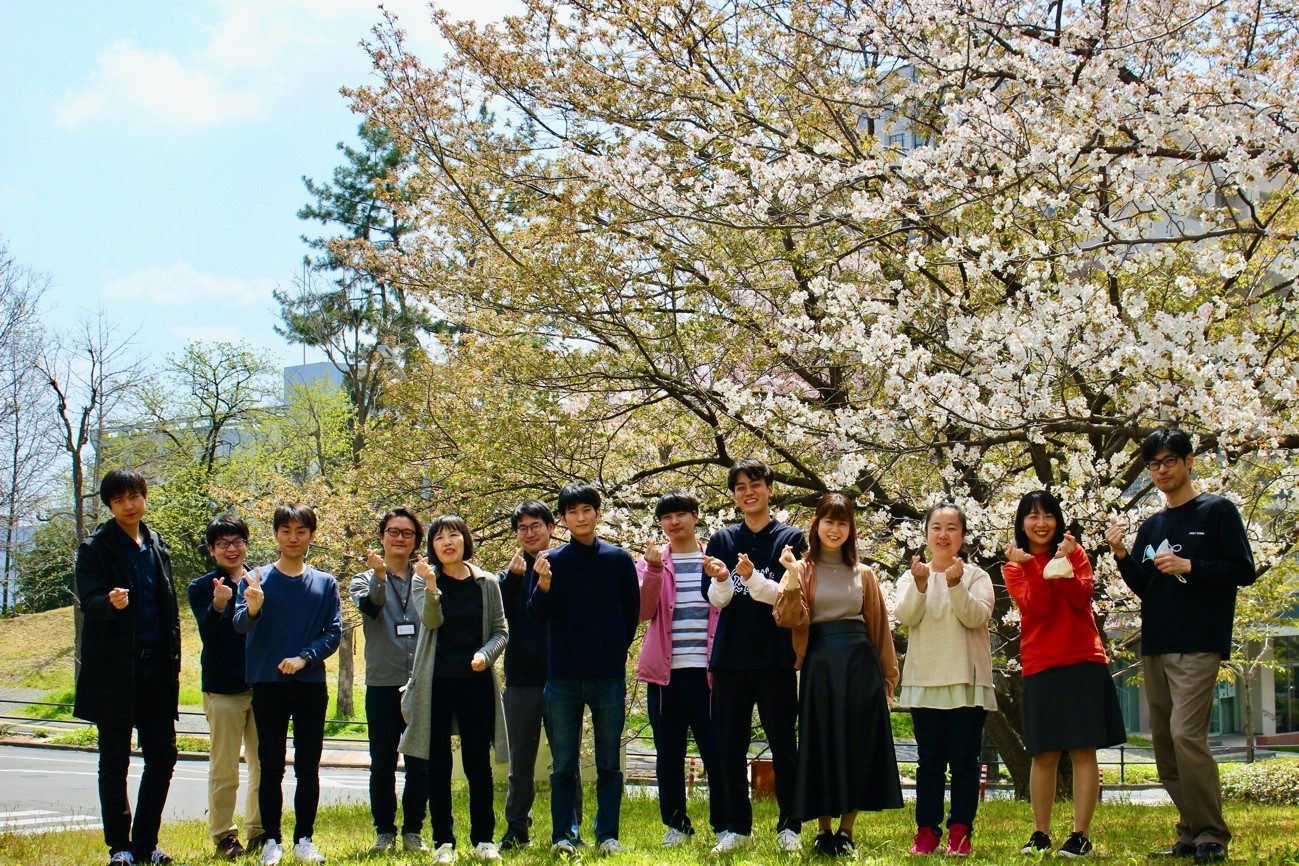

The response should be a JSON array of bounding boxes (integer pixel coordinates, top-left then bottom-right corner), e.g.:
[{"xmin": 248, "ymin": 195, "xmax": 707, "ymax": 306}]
[{"xmin": 0, "ymin": 808, "xmax": 101, "ymax": 835}]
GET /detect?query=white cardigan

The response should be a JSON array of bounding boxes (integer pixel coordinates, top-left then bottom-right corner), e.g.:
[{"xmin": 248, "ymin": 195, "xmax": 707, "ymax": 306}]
[{"xmin": 894, "ymin": 563, "xmax": 995, "ymax": 694}]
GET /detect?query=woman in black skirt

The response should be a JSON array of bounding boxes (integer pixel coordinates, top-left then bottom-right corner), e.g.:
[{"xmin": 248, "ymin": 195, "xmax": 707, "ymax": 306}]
[
  {"xmin": 774, "ymin": 493, "xmax": 901, "ymax": 857},
  {"xmin": 1004, "ymin": 490, "xmax": 1126, "ymax": 858}
]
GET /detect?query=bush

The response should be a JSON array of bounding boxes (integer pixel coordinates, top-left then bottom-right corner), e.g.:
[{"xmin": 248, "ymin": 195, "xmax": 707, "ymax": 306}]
[{"xmin": 1221, "ymin": 759, "xmax": 1299, "ymax": 805}]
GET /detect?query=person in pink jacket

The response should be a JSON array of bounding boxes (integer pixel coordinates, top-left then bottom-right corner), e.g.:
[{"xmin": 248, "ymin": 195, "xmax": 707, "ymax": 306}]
[{"xmin": 636, "ymin": 491, "xmax": 724, "ymax": 848}]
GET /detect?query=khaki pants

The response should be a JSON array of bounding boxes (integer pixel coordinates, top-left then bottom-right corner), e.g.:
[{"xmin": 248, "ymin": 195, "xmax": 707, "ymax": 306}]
[
  {"xmin": 1144, "ymin": 653, "xmax": 1230, "ymax": 847},
  {"xmin": 203, "ymin": 690, "xmax": 262, "ymax": 844}
]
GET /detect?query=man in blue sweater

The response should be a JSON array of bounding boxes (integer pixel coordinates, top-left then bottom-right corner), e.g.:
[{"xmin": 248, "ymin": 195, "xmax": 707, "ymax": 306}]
[
  {"xmin": 528, "ymin": 482, "xmax": 639, "ymax": 856},
  {"xmin": 1105, "ymin": 429, "xmax": 1256, "ymax": 865},
  {"xmin": 187, "ymin": 515, "xmax": 262, "ymax": 860},
  {"xmin": 233, "ymin": 505, "xmax": 341, "ymax": 866}
]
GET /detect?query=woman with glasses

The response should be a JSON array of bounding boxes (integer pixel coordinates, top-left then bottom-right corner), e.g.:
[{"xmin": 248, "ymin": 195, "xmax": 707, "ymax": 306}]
[
  {"xmin": 400, "ymin": 516, "xmax": 509, "ymax": 864},
  {"xmin": 1004, "ymin": 490, "xmax": 1125, "ymax": 859}
]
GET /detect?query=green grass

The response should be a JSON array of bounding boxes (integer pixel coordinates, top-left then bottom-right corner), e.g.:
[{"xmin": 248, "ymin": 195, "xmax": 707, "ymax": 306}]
[{"xmin": 1, "ymin": 788, "xmax": 1297, "ymax": 865}]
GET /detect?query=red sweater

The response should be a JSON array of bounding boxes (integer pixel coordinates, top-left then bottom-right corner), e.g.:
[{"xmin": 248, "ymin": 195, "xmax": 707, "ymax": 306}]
[{"xmin": 1003, "ymin": 547, "xmax": 1107, "ymax": 677}]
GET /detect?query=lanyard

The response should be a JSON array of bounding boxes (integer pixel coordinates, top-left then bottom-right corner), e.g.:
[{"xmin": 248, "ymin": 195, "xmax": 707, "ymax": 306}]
[{"xmin": 388, "ymin": 569, "xmax": 414, "ymax": 619}]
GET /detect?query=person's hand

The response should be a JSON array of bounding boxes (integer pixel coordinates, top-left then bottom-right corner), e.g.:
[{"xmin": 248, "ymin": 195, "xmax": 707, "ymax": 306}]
[
  {"xmin": 507, "ymin": 549, "xmax": 526, "ymax": 576},
  {"xmin": 909, "ymin": 555, "xmax": 929, "ymax": 592},
  {"xmin": 366, "ymin": 549, "xmax": 386, "ymax": 576},
  {"xmin": 1057, "ymin": 531, "xmax": 1078, "ymax": 558},
  {"xmin": 1154, "ymin": 551, "xmax": 1192, "ymax": 576},
  {"xmin": 242, "ymin": 567, "xmax": 264, "ymax": 616},
  {"xmin": 1104, "ymin": 516, "xmax": 1128, "ymax": 558},
  {"xmin": 736, "ymin": 553, "xmax": 754, "ymax": 580},
  {"xmin": 212, "ymin": 578, "xmax": 233, "ymax": 610},
  {"xmin": 778, "ymin": 545, "xmax": 803, "ymax": 581},
  {"xmin": 945, "ymin": 557, "xmax": 964, "ymax": 587},
  {"xmin": 644, "ymin": 540, "xmax": 663, "ymax": 568},
  {"xmin": 413, "ymin": 554, "xmax": 434, "ymax": 580},
  {"xmin": 471, "ymin": 652, "xmax": 488, "ymax": 672},
  {"xmin": 108, "ymin": 587, "xmax": 130, "ymax": 610},
  {"xmin": 703, "ymin": 555, "xmax": 730, "ymax": 582},
  {"xmin": 535, "ymin": 550, "xmax": 552, "ymax": 593},
  {"xmin": 1004, "ymin": 543, "xmax": 1032, "ymax": 564},
  {"xmin": 277, "ymin": 656, "xmax": 306, "ymax": 675}
]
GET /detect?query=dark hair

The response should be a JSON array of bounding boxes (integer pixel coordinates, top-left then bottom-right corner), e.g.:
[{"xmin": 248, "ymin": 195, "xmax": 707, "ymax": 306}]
[
  {"xmin": 205, "ymin": 514, "xmax": 250, "ymax": 546},
  {"xmin": 428, "ymin": 514, "xmax": 475, "ymax": 563},
  {"xmin": 727, "ymin": 458, "xmax": 774, "ymax": 491},
  {"xmin": 655, "ymin": 490, "xmax": 700, "ymax": 519},
  {"xmin": 1013, "ymin": 490, "xmax": 1066, "ymax": 556},
  {"xmin": 511, "ymin": 499, "xmax": 555, "ymax": 531},
  {"xmin": 378, "ymin": 507, "xmax": 425, "ymax": 550},
  {"xmin": 806, "ymin": 492, "xmax": 859, "ymax": 567},
  {"xmin": 557, "ymin": 481, "xmax": 601, "ymax": 515},
  {"xmin": 1141, "ymin": 428, "xmax": 1194, "ymax": 462},
  {"xmin": 923, "ymin": 502, "xmax": 968, "ymax": 534},
  {"xmin": 99, "ymin": 468, "xmax": 148, "ymax": 506},
  {"xmin": 273, "ymin": 504, "xmax": 318, "ymax": 533}
]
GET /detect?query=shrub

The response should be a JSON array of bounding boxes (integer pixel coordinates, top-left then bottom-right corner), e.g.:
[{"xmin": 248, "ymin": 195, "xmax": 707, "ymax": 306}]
[{"xmin": 1221, "ymin": 759, "xmax": 1299, "ymax": 806}]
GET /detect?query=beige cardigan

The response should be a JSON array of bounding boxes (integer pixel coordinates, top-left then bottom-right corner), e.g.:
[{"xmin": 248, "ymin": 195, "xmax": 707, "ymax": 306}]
[{"xmin": 772, "ymin": 561, "xmax": 899, "ymax": 699}]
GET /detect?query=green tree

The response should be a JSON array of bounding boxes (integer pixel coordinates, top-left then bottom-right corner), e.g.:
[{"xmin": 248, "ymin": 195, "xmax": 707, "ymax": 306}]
[{"xmin": 13, "ymin": 515, "xmax": 77, "ymax": 615}]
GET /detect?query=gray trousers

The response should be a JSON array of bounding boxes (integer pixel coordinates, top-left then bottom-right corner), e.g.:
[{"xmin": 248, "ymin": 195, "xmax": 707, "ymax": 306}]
[
  {"xmin": 503, "ymin": 685, "xmax": 583, "ymax": 839},
  {"xmin": 1144, "ymin": 653, "xmax": 1230, "ymax": 847}
]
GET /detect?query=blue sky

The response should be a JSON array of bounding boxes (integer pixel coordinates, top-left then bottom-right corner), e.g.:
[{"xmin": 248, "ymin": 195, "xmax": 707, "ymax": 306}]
[{"xmin": 1, "ymin": 0, "xmax": 514, "ymax": 368}]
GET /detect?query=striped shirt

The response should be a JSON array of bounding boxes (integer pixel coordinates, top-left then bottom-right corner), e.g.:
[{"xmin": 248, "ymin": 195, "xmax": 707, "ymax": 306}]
[{"xmin": 670, "ymin": 551, "xmax": 709, "ymax": 669}]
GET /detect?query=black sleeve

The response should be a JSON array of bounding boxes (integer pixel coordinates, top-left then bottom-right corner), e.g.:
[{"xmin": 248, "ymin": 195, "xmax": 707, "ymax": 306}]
[
  {"xmin": 1191, "ymin": 499, "xmax": 1257, "ymax": 589},
  {"xmin": 621, "ymin": 555, "xmax": 640, "ymax": 649}
]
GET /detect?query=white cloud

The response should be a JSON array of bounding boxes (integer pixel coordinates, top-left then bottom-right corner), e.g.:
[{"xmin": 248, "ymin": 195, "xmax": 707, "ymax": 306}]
[{"xmin": 104, "ymin": 262, "xmax": 273, "ymax": 307}]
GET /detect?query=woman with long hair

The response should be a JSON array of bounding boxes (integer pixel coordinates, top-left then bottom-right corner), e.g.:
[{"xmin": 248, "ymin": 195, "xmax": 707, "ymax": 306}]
[
  {"xmin": 399, "ymin": 516, "xmax": 509, "ymax": 864},
  {"xmin": 1004, "ymin": 490, "xmax": 1125, "ymax": 858},
  {"xmin": 773, "ymin": 493, "xmax": 901, "ymax": 857},
  {"xmin": 894, "ymin": 502, "xmax": 995, "ymax": 857}
]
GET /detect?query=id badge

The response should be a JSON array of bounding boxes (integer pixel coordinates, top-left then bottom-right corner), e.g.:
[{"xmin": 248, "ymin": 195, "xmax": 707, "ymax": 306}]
[{"xmin": 395, "ymin": 622, "xmax": 416, "ymax": 638}]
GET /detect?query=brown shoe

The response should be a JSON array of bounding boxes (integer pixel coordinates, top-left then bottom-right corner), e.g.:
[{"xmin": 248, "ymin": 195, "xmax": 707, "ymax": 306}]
[{"xmin": 215, "ymin": 834, "xmax": 245, "ymax": 860}]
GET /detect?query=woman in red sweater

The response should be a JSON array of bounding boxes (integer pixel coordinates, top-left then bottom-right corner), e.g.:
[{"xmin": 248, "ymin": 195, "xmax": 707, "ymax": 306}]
[{"xmin": 1004, "ymin": 490, "xmax": 1125, "ymax": 859}]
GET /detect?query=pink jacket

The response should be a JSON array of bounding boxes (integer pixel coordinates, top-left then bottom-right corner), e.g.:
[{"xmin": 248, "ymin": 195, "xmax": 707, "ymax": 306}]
[{"xmin": 635, "ymin": 545, "xmax": 719, "ymax": 686}]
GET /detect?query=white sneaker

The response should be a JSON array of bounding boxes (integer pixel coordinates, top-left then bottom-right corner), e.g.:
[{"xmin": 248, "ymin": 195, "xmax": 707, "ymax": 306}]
[
  {"xmin": 776, "ymin": 829, "xmax": 802, "ymax": 852},
  {"xmin": 711, "ymin": 833, "xmax": 753, "ymax": 855},
  {"xmin": 369, "ymin": 833, "xmax": 397, "ymax": 853},
  {"xmin": 293, "ymin": 837, "xmax": 326, "ymax": 863},
  {"xmin": 662, "ymin": 828, "xmax": 691, "ymax": 847},
  {"xmin": 403, "ymin": 833, "xmax": 430, "ymax": 853},
  {"xmin": 597, "ymin": 839, "xmax": 623, "ymax": 855},
  {"xmin": 473, "ymin": 842, "xmax": 502, "ymax": 861},
  {"xmin": 432, "ymin": 843, "xmax": 457, "ymax": 865},
  {"xmin": 260, "ymin": 840, "xmax": 284, "ymax": 866},
  {"xmin": 550, "ymin": 839, "xmax": 578, "ymax": 857},
  {"xmin": 109, "ymin": 854, "xmax": 134, "ymax": 866}
]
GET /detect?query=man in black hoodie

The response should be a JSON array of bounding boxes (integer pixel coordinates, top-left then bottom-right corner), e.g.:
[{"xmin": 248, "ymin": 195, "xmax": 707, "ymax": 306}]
[{"xmin": 701, "ymin": 459, "xmax": 807, "ymax": 854}]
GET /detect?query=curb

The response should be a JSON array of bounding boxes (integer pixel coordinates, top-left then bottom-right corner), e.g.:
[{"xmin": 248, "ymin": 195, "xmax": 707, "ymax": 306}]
[{"xmin": 0, "ymin": 736, "xmax": 371, "ymax": 769}]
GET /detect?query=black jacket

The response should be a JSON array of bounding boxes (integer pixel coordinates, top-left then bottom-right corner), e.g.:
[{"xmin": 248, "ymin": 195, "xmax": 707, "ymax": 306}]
[
  {"xmin": 73, "ymin": 519, "xmax": 181, "ymax": 726},
  {"xmin": 187, "ymin": 570, "xmax": 250, "ymax": 695}
]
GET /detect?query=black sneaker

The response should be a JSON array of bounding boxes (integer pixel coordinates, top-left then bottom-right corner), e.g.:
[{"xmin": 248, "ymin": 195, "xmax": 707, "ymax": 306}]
[
  {"xmin": 498, "ymin": 831, "xmax": 530, "ymax": 852},
  {"xmin": 1193, "ymin": 843, "xmax": 1227, "ymax": 864},
  {"xmin": 811, "ymin": 831, "xmax": 837, "ymax": 857},
  {"xmin": 1020, "ymin": 831, "xmax": 1051, "ymax": 855},
  {"xmin": 1058, "ymin": 832, "xmax": 1092, "ymax": 858},
  {"xmin": 833, "ymin": 832, "xmax": 854, "ymax": 857},
  {"xmin": 1152, "ymin": 842, "xmax": 1197, "ymax": 857}
]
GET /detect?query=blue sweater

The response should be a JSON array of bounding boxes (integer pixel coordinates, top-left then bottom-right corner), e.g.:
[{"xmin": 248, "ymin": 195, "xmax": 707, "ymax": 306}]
[
  {"xmin": 528, "ymin": 537, "xmax": 639, "ymax": 678},
  {"xmin": 233, "ymin": 564, "xmax": 342, "ymax": 684}
]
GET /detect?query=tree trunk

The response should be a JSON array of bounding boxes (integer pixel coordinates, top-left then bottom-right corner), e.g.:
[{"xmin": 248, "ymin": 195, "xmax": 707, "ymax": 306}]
[
  {"xmin": 985, "ymin": 699, "xmax": 1030, "ymax": 798},
  {"xmin": 1240, "ymin": 661, "xmax": 1256, "ymax": 763},
  {"xmin": 336, "ymin": 622, "xmax": 355, "ymax": 718}
]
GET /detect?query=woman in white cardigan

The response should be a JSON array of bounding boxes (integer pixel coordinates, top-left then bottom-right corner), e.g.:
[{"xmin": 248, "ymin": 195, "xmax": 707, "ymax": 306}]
[{"xmin": 894, "ymin": 503, "xmax": 995, "ymax": 857}]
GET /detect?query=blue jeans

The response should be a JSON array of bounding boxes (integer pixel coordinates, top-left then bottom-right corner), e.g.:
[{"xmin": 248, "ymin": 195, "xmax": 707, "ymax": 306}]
[
  {"xmin": 910, "ymin": 707, "xmax": 987, "ymax": 830},
  {"xmin": 546, "ymin": 676, "xmax": 625, "ymax": 843}
]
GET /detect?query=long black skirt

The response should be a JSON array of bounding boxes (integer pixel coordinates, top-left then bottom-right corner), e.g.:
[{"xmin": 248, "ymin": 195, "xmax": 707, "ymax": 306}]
[
  {"xmin": 1022, "ymin": 660, "xmax": 1127, "ymax": 755},
  {"xmin": 793, "ymin": 620, "xmax": 903, "ymax": 819}
]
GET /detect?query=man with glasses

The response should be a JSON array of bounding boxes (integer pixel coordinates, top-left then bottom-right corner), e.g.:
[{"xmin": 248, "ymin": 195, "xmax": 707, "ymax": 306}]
[
  {"xmin": 188, "ymin": 515, "xmax": 263, "ymax": 860},
  {"xmin": 1104, "ymin": 428, "xmax": 1256, "ymax": 865},
  {"xmin": 496, "ymin": 500, "xmax": 582, "ymax": 851},
  {"xmin": 350, "ymin": 508, "xmax": 430, "ymax": 855}
]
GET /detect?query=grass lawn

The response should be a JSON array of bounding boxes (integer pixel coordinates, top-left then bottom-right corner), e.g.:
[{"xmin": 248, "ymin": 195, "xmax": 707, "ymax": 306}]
[{"xmin": 1, "ymin": 789, "xmax": 1295, "ymax": 866}]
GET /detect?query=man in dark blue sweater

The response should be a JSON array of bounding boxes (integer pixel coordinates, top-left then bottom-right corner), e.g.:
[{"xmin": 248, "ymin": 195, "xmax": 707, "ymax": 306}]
[
  {"xmin": 702, "ymin": 458, "xmax": 807, "ymax": 854},
  {"xmin": 1105, "ymin": 429, "xmax": 1256, "ymax": 865},
  {"xmin": 497, "ymin": 500, "xmax": 582, "ymax": 850},
  {"xmin": 187, "ymin": 515, "xmax": 263, "ymax": 860},
  {"xmin": 528, "ymin": 482, "xmax": 639, "ymax": 856}
]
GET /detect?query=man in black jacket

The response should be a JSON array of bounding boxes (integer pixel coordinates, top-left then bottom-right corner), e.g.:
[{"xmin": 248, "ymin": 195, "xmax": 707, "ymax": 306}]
[{"xmin": 74, "ymin": 468, "xmax": 182, "ymax": 866}]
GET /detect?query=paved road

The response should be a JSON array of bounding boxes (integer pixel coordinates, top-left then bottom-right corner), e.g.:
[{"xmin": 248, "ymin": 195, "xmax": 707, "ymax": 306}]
[{"xmin": 0, "ymin": 745, "xmax": 375, "ymax": 836}]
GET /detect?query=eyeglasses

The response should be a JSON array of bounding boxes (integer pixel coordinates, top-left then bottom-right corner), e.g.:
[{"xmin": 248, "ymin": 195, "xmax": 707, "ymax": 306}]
[
  {"xmin": 516, "ymin": 522, "xmax": 548, "ymax": 534},
  {"xmin": 383, "ymin": 528, "xmax": 417, "ymax": 540},
  {"xmin": 1145, "ymin": 455, "xmax": 1185, "ymax": 472},
  {"xmin": 213, "ymin": 539, "xmax": 247, "ymax": 551}
]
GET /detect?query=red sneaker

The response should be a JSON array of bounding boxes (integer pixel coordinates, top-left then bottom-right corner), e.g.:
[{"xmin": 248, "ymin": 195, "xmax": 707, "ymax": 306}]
[
  {"xmin": 946, "ymin": 823, "xmax": 972, "ymax": 856},
  {"xmin": 909, "ymin": 826, "xmax": 941, "ymax": 855}
]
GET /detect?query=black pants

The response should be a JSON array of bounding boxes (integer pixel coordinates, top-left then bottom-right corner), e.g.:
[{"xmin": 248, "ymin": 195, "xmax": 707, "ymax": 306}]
[
  {"xmin": 253, "ymin": 680, "xmax": 328, "ymax": 844},
  {"xmin": 427, "ymin": 675, "xmax": 496, "ymax": 847},
  {"xmin": 648, "ymin": 668, "xmax": 724, "ymax": 834},
  {"xmin": 911, "ymin": 707, "xmax": 987, "ymax": 830},
  {"xmin": 367, "ymin": 684, "xmax": 428, "ymax": 835},
  {"xmin": 711, "ymin": 667, "xmax": 800, "ymax": 835},
  {"xmin": 96, "ymin": 654, "xmax": 178, "ymax": 858}
]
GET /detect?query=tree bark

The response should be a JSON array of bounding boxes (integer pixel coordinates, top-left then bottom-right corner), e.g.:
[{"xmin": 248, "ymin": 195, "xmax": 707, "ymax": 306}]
[{"xmin": 336, "ymin": 621, "xmax": 355, "ymax": 719}]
